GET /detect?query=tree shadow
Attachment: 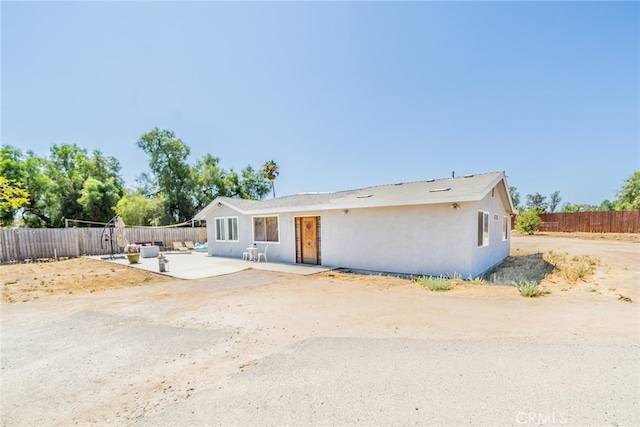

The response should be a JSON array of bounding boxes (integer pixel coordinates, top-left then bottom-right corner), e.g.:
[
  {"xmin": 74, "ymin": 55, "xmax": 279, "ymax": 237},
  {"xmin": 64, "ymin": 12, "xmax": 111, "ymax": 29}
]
[{"xmin": 481, "ymin": 253, "xmax": 555, "ymax": 286}]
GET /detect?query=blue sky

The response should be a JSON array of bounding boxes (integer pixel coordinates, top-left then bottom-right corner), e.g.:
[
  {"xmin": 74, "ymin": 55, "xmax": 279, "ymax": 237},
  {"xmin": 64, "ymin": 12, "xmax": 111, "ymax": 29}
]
[{"xmin": 2, "ymin": 1, "xmax": 638, "ymax": 207}]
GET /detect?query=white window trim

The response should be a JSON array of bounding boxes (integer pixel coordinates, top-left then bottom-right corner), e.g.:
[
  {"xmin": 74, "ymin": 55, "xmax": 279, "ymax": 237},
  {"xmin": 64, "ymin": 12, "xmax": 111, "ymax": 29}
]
[
  {"xmin": 252, "ymin": 215, "xmax": 280, "ymax": 243},
  {"xmin": 478, "ymin": 210, "xmax": 489, "ymax": 247},
  {"xmin": 215, "ymin": 216, "xmax": 239, "ymax": 242},
  {"xmin": 503, "ymin": 216, "xmax": 510, "ymax": 241},
  {"xmin": 215, "ymin": 217, "xmax": 226, "ymax": 242}
]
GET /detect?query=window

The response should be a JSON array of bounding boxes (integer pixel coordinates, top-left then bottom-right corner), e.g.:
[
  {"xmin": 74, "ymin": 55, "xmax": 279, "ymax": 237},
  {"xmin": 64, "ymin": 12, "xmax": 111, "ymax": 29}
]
[
  {"xmin": 227, "ymin": 217, "xmax": 238, "ymax": 241},
  {"xmin": 215, "ymin": 216, "xmax": 239, "ymax": 242},
  {"xmin": 215, "ymin": 218, "xmax": 226, "ymax": 241},
  {"xmin": 503, "ymin": 216, "xmax": 509, "ymax": 241},
  {"xmin": 253, "ymin": 216, "xmax": 279, "ymax": 242},
  {"xmin": 477, "ymin": 211, "xmax": 489, "ymax": 247}
]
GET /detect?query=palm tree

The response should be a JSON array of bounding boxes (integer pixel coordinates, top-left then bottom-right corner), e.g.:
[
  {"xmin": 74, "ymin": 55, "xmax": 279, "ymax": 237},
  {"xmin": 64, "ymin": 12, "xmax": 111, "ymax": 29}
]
[{"xmin": 262, "ymin": 160, "xmax": 279, "ymax": 198}]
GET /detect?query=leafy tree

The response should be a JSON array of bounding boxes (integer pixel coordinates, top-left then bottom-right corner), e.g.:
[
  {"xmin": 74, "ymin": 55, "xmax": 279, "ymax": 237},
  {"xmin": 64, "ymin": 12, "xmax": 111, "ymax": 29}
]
[
  {"xmin": 44, "ymin": 144, "xmax": 124, "ymax": 227},
  {"xmin": 136, "ymin": 128, "xmax": 195, "ymax": 223},
  {"xmin": 192, "ymin": 154, "xmax": 229, "ymax": 210},
  {"xmin": 77, "ymin": 177, "xmax": 121, "ymax": 222},
  {"xmin": 114, "ymin": 189, "xmax": 165, "ymax": 226},
  {"xmin": 548, "ymin": 191, "xmax": 561, "ymax": 213},
  {"xmin": 0, "ymin": 177, "xmax": 29, "ymax": 223},
  {"xmin": 598, "ymin": 199, "xmax": 615, "ymax": 211},
  {"xmin": 509, "ymin": 186, "xmax": 520, "ymax": 209},
  {"xmin": 514, "ymin": 210, "xmax": 542, "ymax": 235},
  {"xmin": 560, "ymin": 203, "xmax": 597, "ymax": 212},
  {"xmin": 262, "ymin": 160, "xmax": 279, "ymax": 198},
  {"xmin": 240, "ymin": 165, "xmax": 271, "ymax": 200},
  {"xmin": 615, "ymin": 171, "xmax": 640, "ymax": 210},
  {"xmin": 525, "ymin": 193, "xmax": 547, "ymax": 213},
  {"xmin": 0, "ymin": 145, "xmax": 28, "ymax": 225},
  {"xmin": 219, "ymin": 167, "xmax": 270, "ymax": 201},
  {"xmin": 21, "ymin": 152, "xmax": 51, "ymax": 227},
  {"xmin": 0, "ymin": 145, "xmax": 52, "ymax": 227}
]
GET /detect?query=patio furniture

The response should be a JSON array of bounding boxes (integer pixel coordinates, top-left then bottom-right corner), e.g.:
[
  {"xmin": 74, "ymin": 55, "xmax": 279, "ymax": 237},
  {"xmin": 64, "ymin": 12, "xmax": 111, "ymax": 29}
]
[
  {"xmin": 256, "ymin": 245, "xmax": 268, "ymax": 263},
  {"xmin": 172, "ymin": 242, "xmax": 189, "ymax": 252}
]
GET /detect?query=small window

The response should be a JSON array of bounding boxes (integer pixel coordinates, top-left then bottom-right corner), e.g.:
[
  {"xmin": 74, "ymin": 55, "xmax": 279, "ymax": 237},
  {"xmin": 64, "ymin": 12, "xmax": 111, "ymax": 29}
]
[
  {"xmin": 227, "ymin": 217, "xmax": 239, "ymax": 241},
  {"xmin": 477, "ymin": 211, "xmax": 489, "ymax": 247},
  {"xmin": 215, "ymin": 216, "xmax": 239, "ymax": 242},
  {"xmin": 215, "ymin": 217, "xmax": 226, "ymax": 241},
  {"xmin": 503, "ymin": 216, "xmax": 509, "ymax": 241},
  {"xmin": 253, "ymin": 216, "xmax": 279, "ymax": 243}
]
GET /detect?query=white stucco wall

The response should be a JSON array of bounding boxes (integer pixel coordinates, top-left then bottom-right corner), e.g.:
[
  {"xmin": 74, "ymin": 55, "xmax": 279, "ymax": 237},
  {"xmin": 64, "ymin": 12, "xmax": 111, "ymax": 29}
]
[
  {"xmin": 204, "ymin": 182, "xmax": 511, "ymax": 277},
  {"xmin": 469, "ymin": 185, "xmax": 512, "ymax": 277},
  {"xmin": 320, "ymin": 203, "xmax": 474, "ymax": 277}
]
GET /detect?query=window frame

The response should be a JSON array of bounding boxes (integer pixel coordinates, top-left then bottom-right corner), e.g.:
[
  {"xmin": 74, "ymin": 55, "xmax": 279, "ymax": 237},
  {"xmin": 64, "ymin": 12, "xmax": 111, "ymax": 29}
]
[
  {"xmin": 502, "ymin": 216, "xmax": 510, "ymax": 241},
  {"xmin": 477, "ymin": 210, "xmax": 489, "ymax": 247},
  {"xmin": 253, "ymin": 215, "xmax": 280, "ymax": 243},
  {"xmin": 214, "ymin": 216, "xmax": 239, "ymax": 242},
  {"xmin": 215, "ymin": 217, "xmax": 226, "ymax": 242}
]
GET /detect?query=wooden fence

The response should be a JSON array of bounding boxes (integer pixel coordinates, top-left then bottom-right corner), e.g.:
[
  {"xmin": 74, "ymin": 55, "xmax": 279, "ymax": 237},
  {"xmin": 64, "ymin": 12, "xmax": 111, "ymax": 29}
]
[
  {"xmin": 536, "ymin": 211, "xmax": 640, "ymax": 233},
  {"xmin": 0, "ymin": 227, "xmax": 207, "ymax": 263}
]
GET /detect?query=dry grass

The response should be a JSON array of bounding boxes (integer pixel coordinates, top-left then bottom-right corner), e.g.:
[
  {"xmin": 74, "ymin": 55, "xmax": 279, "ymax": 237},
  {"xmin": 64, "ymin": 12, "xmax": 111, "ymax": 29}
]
[
  {"xmin": 545, "ymin": 251, "xmax": 600, "ymax": 284},
  {"xmin": 481, "ymin": 250, "xmax": 599, "ymax": 288}
]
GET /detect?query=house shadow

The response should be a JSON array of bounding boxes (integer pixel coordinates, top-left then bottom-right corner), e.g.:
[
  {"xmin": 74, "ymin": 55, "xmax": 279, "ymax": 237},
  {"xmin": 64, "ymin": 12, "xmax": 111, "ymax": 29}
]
[{"xmin": 481, "ymin": 253, "xmax": 555, "ymax": 286}]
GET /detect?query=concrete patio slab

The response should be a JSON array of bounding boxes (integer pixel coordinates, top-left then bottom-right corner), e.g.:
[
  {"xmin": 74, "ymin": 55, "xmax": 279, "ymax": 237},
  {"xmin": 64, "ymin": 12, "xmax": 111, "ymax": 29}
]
[{"xmin": 92, "ymin": 251, "xmax": 332, "ymax": 280}]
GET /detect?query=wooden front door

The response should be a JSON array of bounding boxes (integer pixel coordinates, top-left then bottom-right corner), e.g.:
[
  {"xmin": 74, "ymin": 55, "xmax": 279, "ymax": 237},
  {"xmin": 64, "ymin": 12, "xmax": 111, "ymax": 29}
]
[{"xmin": 296, "ymin": 216, "xmax": 320, "ymax": 265}]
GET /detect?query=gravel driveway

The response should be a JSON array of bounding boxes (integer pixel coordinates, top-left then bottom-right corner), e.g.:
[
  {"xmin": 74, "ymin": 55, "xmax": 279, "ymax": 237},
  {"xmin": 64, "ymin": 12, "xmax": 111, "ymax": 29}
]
[{"xmin": 2, "ymin": 236, "xmax": 639, "ymax": 426}]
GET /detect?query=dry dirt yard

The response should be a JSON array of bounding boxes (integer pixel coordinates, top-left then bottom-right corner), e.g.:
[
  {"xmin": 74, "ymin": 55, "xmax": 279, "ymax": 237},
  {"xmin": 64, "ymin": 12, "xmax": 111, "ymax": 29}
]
[{"xmin": 1, "ymin": 233, "xmax": 639, "ymax": 426}]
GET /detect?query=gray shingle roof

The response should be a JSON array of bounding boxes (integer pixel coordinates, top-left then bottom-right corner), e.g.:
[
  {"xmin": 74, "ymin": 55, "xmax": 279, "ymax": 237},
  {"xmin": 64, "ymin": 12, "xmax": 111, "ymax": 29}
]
[{"xmin": 195, "ymin": 171, "xmax": 513, "ymax": 218}]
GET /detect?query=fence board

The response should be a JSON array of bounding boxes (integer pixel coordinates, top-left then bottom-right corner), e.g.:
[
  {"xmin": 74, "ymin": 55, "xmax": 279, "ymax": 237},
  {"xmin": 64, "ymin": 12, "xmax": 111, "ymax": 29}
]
[
  {"xmin": 536, "ymin": 211, "xmax": 640, "ymax": 233},
  {"xmin": 0, "ymin": 227, "xmax": 207, "ymax": 263}
]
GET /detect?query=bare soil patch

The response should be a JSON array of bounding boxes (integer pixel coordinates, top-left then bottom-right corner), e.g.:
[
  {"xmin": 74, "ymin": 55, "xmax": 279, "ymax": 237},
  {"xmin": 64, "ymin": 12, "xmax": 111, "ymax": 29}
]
[
  {"xmin": 1, "ymin": 232, "xmax": 638, "ymax": 304},
  {"xmin": 1, "ymin": 257, "xmax": 171, "ymax": 304}
]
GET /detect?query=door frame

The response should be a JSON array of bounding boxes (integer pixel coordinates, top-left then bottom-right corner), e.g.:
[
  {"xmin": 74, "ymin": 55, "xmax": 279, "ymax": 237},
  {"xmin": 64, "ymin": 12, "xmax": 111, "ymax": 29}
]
[{"xmin": 294, "ymin": 216, "xmax": 322, "ymax": 265}]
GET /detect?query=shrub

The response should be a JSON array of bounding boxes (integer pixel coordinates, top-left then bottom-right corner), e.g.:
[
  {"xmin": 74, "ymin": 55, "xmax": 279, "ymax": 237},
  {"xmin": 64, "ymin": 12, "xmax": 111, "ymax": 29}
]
[
  {"xmin": 417, "ymin": 276, "xmax": 456, "ymax": 291},
  {"xmin": 513, "ymin": 280, "xmax": 548, "ymax": 297},
  {"xmin": 515, "ymin": 210, "xmax": 542, "ymax": 235}
]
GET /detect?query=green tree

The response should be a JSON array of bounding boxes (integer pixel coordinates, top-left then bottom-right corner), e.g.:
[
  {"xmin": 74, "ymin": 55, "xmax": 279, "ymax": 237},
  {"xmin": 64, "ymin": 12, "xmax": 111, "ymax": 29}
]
[
  {"xmin": 615, "ymin": 171, "xmax": 640, "ymax": 210},
  {"xmin": 525, "ymin": 193, "xmax": 547, "ymax": 213},
  {"xmin": 77, "ymin": 177, "xmax": 121, "ymax": 222},
  {"xmin": 262, "ymin": 160, "xmax": 279, "ymax": 198},
  {"xmin": 0, "ymin": 177, "xmax": 29, "ymax": 223},
  {"xmin": 192, "ymin": 154, "xmax": 228, "ymax": 210},
  {"xmin": 0, "ymin": 145, "xmax": 52, "ymax": 227},
  {"xmin": 548, "ymin": 191, "xmax": 561, "ymax": 213},
  {"xmin": 560, "ymin": 203, "xmax": 598, "ymax": 212},
  {"xmin": 598, "ymin": 199, "xmax": 615, "ymax": 211},
  {"xmin": 509, "ymin": 186, "xmax": 521, "ymax": 209},
  {"xmin": 0, "ymin": 145, "xmax": 28, "ymax": 226},
  {"xmin": 136, "ymin": 128, "xmax": 195, "ymax": 223},
  {"xmin": 240, "ymin": 165, "xmax": 271, "ymax": 200},
  {"xmin": 515, "ymin": 210, "xmax": 542, "ymax": 235},
  {"xmin": 44, "ymin": 144, "xmax": 124, "ymax": 227},
  {"xmin": 114, "ymin": 189, "xmax": 165, "ymax": 226},
  {"xmin": 21, "ymin": 153, "xmax": 53, "ymax": 227}
]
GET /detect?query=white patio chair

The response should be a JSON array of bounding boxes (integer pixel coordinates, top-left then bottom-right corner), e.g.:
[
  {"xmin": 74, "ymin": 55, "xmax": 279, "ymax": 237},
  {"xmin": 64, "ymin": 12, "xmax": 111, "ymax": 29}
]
[
  {"xmin": 256, "ymin": 245, "xmax": 268, "ymax": 263},
  {"xmin": 242, "ymin": 250, "xmax": 251, "ymax": 261}
]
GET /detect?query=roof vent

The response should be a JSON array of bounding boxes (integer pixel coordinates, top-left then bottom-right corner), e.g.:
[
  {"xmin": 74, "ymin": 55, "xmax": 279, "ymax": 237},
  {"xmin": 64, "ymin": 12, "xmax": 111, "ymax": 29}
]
[
  {"xmin": 357, "ymin": 194, "xmax": 373, "ymax": 198},
  {"xmin": 429, "ymin": 187, "xmax": 451, "ymax": 192},
  {"xmin": 463, "ymin": 174, "xmax": 474, "ymax": 178},
  {"xmin": 394, "ymin": 182, "xmax": 403, "ymax": 186},
  {"xmin": 426, "ymin": 178, "xmax": 435, "ymax": 182}
]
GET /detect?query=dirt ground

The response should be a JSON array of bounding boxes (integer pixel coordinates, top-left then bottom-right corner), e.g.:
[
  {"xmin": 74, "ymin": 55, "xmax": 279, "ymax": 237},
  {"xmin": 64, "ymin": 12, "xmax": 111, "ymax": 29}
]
[
  {"xmin": 1, "ymin": 232, "xmax": 639, "ymax": 426},
  {"xmin": 2, "ymin": 231, "xmax": 638, "ymax": 304}
]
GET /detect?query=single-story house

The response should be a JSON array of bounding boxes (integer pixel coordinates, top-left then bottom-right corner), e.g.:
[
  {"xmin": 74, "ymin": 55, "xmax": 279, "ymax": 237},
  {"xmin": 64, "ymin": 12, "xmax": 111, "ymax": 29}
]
[{"xmin": 194, "ymin": 171, "xmax": 517, "ymax": 278}]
